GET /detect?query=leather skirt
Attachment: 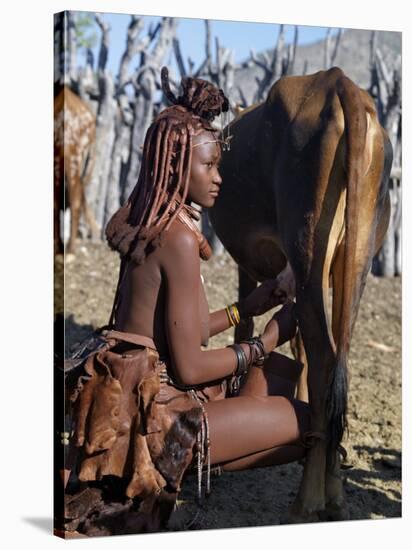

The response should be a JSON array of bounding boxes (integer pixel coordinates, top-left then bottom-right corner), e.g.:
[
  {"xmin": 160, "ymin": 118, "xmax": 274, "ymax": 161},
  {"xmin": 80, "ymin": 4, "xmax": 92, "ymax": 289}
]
[{"xmin": 65, "ymin": 329, "xmax": 226, "ymax": 499}]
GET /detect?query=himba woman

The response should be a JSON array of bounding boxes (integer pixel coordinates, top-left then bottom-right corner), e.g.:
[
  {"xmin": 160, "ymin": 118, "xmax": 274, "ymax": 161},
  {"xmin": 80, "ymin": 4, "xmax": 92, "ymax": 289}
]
[{"xmin": 61, "ymin": 66, "xmax": 311, "ymax": 537}]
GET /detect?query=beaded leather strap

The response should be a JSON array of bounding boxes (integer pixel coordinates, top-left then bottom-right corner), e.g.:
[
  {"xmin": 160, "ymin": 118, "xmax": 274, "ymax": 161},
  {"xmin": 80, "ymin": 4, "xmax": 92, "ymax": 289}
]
[{"xmin": 241, "ymin": 335, "xmax": 267, "ymax": 367}]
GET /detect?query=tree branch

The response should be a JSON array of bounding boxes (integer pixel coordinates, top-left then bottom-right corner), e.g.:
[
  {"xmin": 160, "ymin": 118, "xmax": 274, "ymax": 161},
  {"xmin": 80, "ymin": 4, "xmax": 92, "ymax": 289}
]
[
  {"xmin": 173, "ymin": 37, "xmax": 187, "ymax": 78},
  {"xmin": 95, "ymin": 13, "xmax": 110, "ymax": 72},
  {"xmin": 117, "ymin": 16, "xmax": 146, "ymax": 88}
]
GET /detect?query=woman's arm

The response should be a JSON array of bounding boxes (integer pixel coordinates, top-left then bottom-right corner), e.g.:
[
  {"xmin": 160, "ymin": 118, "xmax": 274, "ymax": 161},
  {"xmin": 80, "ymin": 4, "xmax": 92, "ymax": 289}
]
[
  {"xmin": 208, "ymin": 308, "xmax": 236, "ymax": 338},
  {"xmin": 160, "ymin": 224, "xmax": 275, "ymax": 386},
  {"xmin": 207, "ymin": 269, "xmax": 294, "ymax": 338},
  {"xmin": 208, "ymin": 300, "xmax": 249, "ymax": 338}
]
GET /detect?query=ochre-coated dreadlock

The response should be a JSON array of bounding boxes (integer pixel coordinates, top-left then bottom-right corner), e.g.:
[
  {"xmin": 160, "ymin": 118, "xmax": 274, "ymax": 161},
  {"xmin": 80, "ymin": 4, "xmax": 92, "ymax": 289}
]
[{"xmin": 105, "ymin": 66, "xmax": 230, "ymax": 265}]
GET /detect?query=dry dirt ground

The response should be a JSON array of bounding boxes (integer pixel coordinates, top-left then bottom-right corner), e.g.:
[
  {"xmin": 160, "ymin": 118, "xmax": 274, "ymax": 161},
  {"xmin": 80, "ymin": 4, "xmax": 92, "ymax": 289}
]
[{"xmin": 56, "ymin": 241, "xmax": 402, "ymax": 531}]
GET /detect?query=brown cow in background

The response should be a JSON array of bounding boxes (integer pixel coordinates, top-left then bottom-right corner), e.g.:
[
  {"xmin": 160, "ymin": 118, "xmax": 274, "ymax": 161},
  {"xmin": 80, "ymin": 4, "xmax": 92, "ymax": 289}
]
[{"xmin": 54, "ymin": 85, "xmax": 98, "ymax": 257}]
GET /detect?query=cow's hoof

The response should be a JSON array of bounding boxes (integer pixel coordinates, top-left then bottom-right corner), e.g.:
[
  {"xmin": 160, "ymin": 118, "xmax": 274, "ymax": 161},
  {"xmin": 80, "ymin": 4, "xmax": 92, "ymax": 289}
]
[
  {"xmin": 282, "ymin": 508, "xmax": 320, "ymax": 524},
  {"xmin": 283, "ymin": 499, "xmax": 321, "ymax": 524},
  {"xmin": 281, "ymin": 511, "xmax": 320, "ymax": 524},
  {"xmin": 319, "ymin": 499, "xmax": 350, "ymax": 521}
]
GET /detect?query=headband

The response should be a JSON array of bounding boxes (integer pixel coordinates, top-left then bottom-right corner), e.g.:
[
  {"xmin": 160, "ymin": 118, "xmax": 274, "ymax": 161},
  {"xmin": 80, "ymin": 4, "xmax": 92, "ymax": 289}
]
[{"xmin": 191, "ymin": 137, "xmax": 233, "ymax": 150}]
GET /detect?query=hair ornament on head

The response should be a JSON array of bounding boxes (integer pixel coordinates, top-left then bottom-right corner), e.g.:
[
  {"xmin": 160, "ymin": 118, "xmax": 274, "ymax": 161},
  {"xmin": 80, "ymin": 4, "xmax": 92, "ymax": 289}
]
[
  {"xmin": 106, "ymin": 66, "xmax": 232, "ymax": 266},
  {"xmin": 158, "ymin": 67, "xmax": 233, "ymax": 151},
  {"xmin": 160, "ymin": 66, "xmax": 229, "ymax": 122}
]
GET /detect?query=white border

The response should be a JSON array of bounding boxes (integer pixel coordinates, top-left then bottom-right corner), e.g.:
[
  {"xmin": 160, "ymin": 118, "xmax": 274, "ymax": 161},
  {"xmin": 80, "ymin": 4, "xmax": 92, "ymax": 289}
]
[{"xmin": 0, "ymin": 1, "xmax": 408, "ymax": 548}]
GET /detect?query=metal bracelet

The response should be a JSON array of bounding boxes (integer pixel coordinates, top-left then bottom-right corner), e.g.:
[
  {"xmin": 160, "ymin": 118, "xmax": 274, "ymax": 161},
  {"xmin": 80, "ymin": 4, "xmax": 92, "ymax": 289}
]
[
  {"xmin": 226, "ymin": 303, "xmax": 240, "ymax": 327},
  {"xmin": 227, "ymin": 343, "xmax": 248, "ymax": 377}
]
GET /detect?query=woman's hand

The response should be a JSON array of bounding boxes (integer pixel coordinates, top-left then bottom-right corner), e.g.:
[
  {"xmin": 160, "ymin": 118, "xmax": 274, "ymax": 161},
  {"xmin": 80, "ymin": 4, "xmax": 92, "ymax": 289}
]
[
  {"xmin": 272, "ymin": 262, "xmax": 296, "ymax": 304},
  {"xmin": 261, "ymin": 301, "xmax": 298, "ymax": 352},
  {"xmin": 238, "ymin": 262, "xmax": 296, "ymax": 318}
]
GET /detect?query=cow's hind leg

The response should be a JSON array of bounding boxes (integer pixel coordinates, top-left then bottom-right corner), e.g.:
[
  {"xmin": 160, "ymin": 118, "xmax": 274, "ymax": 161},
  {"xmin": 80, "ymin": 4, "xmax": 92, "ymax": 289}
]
[
  {"xmin": 321, "ymin": 452, "xmax": 349, "ymax": 521},
  {"xmin": 321, "ymin": 242, "xmax": 349, "ymax": 520},
  {"xmin": 286, "ymin": 282, "xmax": 335, "ymax": 523}
]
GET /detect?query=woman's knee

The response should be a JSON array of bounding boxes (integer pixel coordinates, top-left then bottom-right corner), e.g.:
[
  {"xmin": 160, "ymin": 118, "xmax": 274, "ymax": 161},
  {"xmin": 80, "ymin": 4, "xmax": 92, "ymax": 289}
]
[
  {"xmin": 240, "ymin": 364, "xmax": 294, "ymax": 398},
  {"xmin": 240, "ymin": 353, "xmax": 304, "ymax": 399},
  {"xmin": 264, "ymin": 351, "xmax": 304, "ymax": 383},
  {"xmin": 205, "ymin": 395, "xmax": 308, "ymax": 464}
]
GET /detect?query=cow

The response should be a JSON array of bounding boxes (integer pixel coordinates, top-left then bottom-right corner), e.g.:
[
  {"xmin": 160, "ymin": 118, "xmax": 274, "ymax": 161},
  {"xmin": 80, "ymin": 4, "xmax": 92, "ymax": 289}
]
[
  {"xmin": 54, "ymin": 85, "xmax": 98, "ymax": 258},
  {"xmin": 209, "ymin": 67, "xmax": 392, "ymax": 521}
]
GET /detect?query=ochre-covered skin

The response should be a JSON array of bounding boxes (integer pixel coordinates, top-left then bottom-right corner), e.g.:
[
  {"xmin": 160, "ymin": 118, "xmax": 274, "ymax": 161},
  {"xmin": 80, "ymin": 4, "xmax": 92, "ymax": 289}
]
[{"xmin": 113, "ymin": 129, "xmax": 310, "ymax": 468}]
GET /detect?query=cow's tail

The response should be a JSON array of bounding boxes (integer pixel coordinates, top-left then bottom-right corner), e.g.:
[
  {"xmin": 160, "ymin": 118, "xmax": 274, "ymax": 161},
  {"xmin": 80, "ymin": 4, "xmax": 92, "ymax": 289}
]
[{"xmin": 326, "ymin": 74, "xmax": 367, "ymax": 453}]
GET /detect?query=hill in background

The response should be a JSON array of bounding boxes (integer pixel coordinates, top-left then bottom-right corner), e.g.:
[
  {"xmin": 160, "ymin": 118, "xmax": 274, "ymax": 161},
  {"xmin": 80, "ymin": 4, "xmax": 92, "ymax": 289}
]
[{"xmin": 233, "ymin": 28, "xmax": 401, "ymax": 105}]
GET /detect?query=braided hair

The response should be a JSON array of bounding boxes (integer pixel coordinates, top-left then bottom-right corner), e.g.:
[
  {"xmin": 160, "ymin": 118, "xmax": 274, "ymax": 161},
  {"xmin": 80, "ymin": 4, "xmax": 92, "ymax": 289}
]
[{"xmin": 105, "ymin": 66, "xmax": 229, "ymax": 265}]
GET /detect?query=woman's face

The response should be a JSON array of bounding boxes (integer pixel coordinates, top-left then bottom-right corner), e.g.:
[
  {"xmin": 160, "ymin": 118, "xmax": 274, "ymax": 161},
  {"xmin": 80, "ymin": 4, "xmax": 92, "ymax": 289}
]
[{"xmin": 186, "ymin": 130, "xmax": 223, "ymax": 208}]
